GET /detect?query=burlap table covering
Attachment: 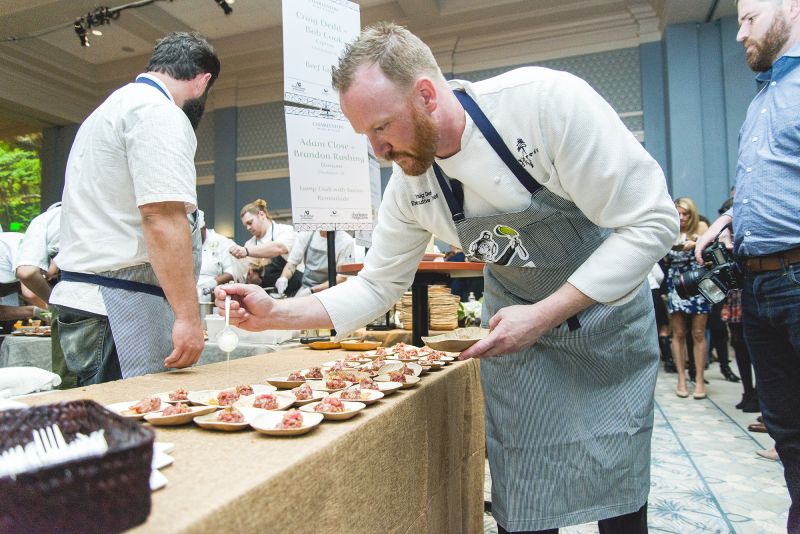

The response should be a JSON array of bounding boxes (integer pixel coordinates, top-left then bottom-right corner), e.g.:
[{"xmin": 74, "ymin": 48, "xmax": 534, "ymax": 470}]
[{"xmin": 20, "ymin": 347, "xmax": 485, "ymax": 533}]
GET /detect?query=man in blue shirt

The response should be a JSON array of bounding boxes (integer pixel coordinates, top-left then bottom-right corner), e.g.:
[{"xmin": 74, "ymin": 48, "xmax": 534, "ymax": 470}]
[{"xmin": 698, "ymin": 1, "xmax": 800, "ymax": 530}]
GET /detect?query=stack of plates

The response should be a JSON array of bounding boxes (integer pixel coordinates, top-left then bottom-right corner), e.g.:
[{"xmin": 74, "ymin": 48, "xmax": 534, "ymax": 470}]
[
  {"xmin": 399, "ymin": 292, "xmax": 413, "ymax": 330},
  {"xmin": 398, "ymin": 286, "xmax": 459, "ymax": 331},
  {"xmin": 428, "ymin": 285, "xmax": 459, "ymax": 331}
]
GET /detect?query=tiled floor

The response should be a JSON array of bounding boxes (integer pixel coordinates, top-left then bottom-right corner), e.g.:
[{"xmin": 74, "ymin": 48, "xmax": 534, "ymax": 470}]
[{"xmin": 483, "ymin": 365, "xmax": 789, "ymax": 533}]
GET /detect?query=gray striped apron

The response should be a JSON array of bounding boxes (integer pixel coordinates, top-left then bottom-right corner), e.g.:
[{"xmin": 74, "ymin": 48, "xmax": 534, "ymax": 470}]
[
  {"xmin": 434, "ymin": 90, "xmax": 658, "ymax": 531},
  {"xmin": 95, "ymin": 212, "xmax": 202, "ymax": 378}
]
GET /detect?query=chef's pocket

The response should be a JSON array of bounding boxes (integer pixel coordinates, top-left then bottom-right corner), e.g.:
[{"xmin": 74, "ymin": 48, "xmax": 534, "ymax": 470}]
[
  {"xmin": 57, "ymin": 311, "xmax": 110, "ymax": 380},
  {"xmin": 517, "ymin": 213, "xmax": 601, "ymax": 268}
]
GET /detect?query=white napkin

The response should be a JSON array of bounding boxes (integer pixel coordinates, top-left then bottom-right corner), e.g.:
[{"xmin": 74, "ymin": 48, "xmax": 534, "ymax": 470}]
[
  {"xmin": 0, "ymin": 367, "xmax": 61, "ymax": 398},
  {"xmin": 0, "ymin": 398, "xmax": 27, "ymax": 411}
]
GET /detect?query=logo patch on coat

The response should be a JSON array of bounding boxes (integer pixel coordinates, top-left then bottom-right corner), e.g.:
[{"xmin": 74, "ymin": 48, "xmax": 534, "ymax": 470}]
[{"xmin": 516, "ymin": 138, "xmax": 538, "ymax": 170}]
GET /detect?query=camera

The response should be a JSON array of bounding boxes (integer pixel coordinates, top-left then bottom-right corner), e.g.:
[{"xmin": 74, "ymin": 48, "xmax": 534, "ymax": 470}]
[{"xmin": 674, "ymin": 239, "xmax": 741, "ymax": 304}]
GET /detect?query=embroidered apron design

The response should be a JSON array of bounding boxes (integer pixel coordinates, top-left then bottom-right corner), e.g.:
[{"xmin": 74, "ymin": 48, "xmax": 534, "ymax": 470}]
[
  {"xmin": 432, "ymin": 90, "xmax": 659, "ymax": 530},
  {"xmin": 466, "ymin": 225, "xmax": 529, "ymax": 265}
]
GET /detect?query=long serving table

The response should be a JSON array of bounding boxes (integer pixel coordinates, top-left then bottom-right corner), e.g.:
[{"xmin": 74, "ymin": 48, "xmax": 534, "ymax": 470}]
[
  {"xmin": 19, "ymin": 347, "xmax": 486, "ymax": 533},
  {"xmin": 340, "ymin": 261, "xmax": 485, "ymax": 346}
]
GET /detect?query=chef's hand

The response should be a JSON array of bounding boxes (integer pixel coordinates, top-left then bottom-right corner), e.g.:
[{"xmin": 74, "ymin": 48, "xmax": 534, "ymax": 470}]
[
  {"xmin": 459, "ymin": 283, "xmax": 594, "ymax": 361},
  {"xmin": 214, "ymin": 283, "xmax": 274, "ymax": 331},
  {"xmin": 165, "ymin": 316, "xmax": 204, "ymax": 368},
  {"xmin": 458, "ymin": 304, "xmax": 550, "ymax": 360},
  {"xmin": 275, "ymin": 276, "xmax": 288, "ymax": 296},
  {"xmin": 229, "ymin": 244, "xmax": 248, "ymax": 259},
  {"xmin": 197, "ymin": 278, "xmax": 216, "ymax": 295}
]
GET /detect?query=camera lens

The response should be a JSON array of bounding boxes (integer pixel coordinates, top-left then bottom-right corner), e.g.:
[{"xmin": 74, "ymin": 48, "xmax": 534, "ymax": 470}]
[{"xmin": 674, "ymin": 268, "xmax": 705, "ymax": 300}]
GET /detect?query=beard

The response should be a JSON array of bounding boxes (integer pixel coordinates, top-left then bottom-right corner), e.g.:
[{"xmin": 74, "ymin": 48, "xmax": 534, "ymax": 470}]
[
  {"xmin": 182, "ymin": 90, "xmax": 208, "ymax": 131},
  {"xmin": 386, "ymin": 103, "xmax": 439, "ymax": 176},
  {"xmin": 745, "ymin": 12, "xmax": 791, "ymax": 72}
]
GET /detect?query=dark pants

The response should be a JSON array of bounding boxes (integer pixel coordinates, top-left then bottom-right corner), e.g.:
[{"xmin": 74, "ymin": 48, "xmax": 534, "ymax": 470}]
[
  {"xmin": 497, "ymin": 503, "xmax": 648, "ymax": 534},
  {"xmin": 259, "ymin": 256, "xmax": 303, "ymax": 296},
  {"xmin": 742, "ymin": 265, "xmax": 800, "ymax": 533},
  {"xmin": 54, "ymin": 305, "xmax": 122, "ymax": 386}
]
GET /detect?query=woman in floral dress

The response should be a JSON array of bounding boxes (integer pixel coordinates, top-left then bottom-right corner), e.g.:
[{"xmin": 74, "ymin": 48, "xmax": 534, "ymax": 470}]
[{"xmin": 665, "ymin": 197, "xmax": 710, "ymax": 399}]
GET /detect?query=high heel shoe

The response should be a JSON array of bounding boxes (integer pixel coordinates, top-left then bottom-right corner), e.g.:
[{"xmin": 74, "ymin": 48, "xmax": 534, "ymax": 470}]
[
  {"xmin": 721, "ymin": 366, "xmax": 740, "ymax": 383},
  {"xmin": 676, "ymin": 387, "xmax": 689, "ymax": 398}
]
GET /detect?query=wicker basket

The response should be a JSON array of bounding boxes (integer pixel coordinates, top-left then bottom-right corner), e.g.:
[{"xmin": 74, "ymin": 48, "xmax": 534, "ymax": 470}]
[{"xmin": 0, "ymin": 400, "xmax": 155, "ymax": 534}]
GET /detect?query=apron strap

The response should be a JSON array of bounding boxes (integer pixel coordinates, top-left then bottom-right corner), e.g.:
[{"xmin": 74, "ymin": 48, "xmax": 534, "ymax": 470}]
[
  {"xmin": 452, "ymin": 90, "xmax": 542, "ymax": 196},
  {"xmin": 135, "ymin": 76, "xmax": 170, "ymax": 100},
  {"xmin": 433, "ymin": 164, "xmax": 466, "ymax": 222},
  {"xmin": 60, "ymin": 270, "xmax": 166, "ymax": 299},
  {"xmin": 433, "ymin": 89, "xmax": 544, "ymax": 223}
]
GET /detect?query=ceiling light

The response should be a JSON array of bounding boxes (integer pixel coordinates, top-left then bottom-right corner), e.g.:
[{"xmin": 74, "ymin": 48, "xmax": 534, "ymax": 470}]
[
  {"xmin": 74, "ymin": 19, "xmax": 90, "ymax": 47},
  {"xmin": 214, "ymin": 0, "xmax": 233, "ymax": 15}
]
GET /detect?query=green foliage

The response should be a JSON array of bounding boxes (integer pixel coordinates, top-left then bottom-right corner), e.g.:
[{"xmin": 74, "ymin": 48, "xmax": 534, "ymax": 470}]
[{"xmin": 0, "ymin": 137, "xmax": 41, "ymax": 232}]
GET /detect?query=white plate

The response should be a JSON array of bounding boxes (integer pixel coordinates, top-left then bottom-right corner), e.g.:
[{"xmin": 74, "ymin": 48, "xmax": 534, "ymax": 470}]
[
  {"xmin": 386, "ymin": 354, "xmax": 421, "ymax": 363},
  {"xmin": 300, "ymin": 400, "xmax": 365, "ymax": 420},
  {"xmin": 364, "ymin": 349, "xmax": 395, "ymax": 359},
  {"xmin": 375, "ymin": 374, "xmax": 420, "ymax": 388},
  {"xmin": 234, "ymin": 384, "xmax": 279, "ymax": 396},
  {"xmin": 234, "ymin": 392, "xmax": 296, "ymax": 411},
  {"xmin": 186, "ymin": 389, "xmax": 239, "ymax": 408},
  {"xmin": 154, "ymin": 391, "xmax": 190, "ymax": 404},
  {"xmin": 375, "ymin": 381, "xmax": 403, "ymax": 395},
  {"xmin": 329, "ymin": 388, "xmax": 384, "ymax": 405},
  {"xmin": 144, "ymin": 405, "xmax": 217, "ymax": 426},
  {"xmin": 300, "ymin": 368, "xmax": 325, "ymax": 380},
  {"xmin": 322, "ymin": 360, "xmax": 363, "ymax": 369},
  {"xmin": 193, "ymin": 410, "xmax": 250, "ymax": 431},
  {"xmin": 305, "ymin": 379, "xmax": 351, "ymax": 393},
  {"xmin": 265, "ymin": 376, "xmax": 307, "ymax": 389},
  {"xmin": 250, "ymin": 410, "xmax": 324, "ymax": 436},
  {"xmin": 290, "ymin": 388, "xmax": 328, "ymax": 406},
  {"xmin": 106, "ymin": 400, "xmax": 163, "ymax": 419}
]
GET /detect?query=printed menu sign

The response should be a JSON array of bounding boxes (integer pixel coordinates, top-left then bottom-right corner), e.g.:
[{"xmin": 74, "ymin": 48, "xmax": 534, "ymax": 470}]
[
  {"xmin": 282, "ymin": 0, "xmax": 360, "ymax": 111},
  {"xmin": 285, "ymin": 107, "xmax": 372, "ymax": 230}
]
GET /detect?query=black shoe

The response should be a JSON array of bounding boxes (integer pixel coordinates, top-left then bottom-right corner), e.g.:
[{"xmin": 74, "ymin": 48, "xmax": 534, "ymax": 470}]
[
  {"xmin": 721, "ymin": 368, "xmax": 741, "ymax": 383},
  {"xmin": 742, "ymin": 395, "xmax": 761, "ymax": 413},
  {"xmin": 664, "ymin": 361, "xmax": 677, "ymax": 373},
  {"xmin": 735, "ymin": 393, "xmax": 747, "ymax": 409}
]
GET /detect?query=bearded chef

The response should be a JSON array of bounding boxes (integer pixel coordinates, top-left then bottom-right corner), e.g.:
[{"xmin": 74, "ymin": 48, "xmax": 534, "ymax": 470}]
[{"xmin": 217, "ymin": 23, "xmax": 678, "ymax": 533}]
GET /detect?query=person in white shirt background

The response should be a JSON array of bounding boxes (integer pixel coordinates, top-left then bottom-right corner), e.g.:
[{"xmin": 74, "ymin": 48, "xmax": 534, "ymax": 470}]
[
  {"xmin": 229, "ymin": 198, "xmax": 302, "ymax": 295},
  {"xmin": 216, "ymin": 23, "xmax": 677, "ymax": 533},
  {"xmin": 275, "ymin": 230, "xmax": 355, "ymax": 298},
  {"xmin": 0, "ymin": 232, "xmax": 47, "ymax": 339},
  {"xmin": 14, "ymin": 202, "xmax": 76, "ymax": 388},
  {"xmin": 50, "ymin": 32, "xmax": 220, "ymax": 385},
  {"xmin": 196, "ymin": 209, "xmax": 244, "ymax": 298}
]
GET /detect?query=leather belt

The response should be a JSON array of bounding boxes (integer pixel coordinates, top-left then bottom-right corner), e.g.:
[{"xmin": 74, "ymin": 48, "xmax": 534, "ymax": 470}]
[{"xmin": 743, "ymin": 246, "xmax": 800, "ymax": 274}]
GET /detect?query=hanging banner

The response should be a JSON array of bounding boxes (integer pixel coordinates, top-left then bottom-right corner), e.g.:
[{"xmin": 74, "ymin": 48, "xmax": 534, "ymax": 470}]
[
  {"xmin": 282, "ymin": 0, "xmax": 360, "ymax": 112},
  {"xmin": 285, "ymin": 107, "xmax": 372, "ymax": 231}
]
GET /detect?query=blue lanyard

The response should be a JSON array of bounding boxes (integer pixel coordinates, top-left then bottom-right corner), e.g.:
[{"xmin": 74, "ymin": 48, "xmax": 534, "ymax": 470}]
[
  {"xmin": 433, "ymin": 89, "xmax": 543, "ymax": 222},
  {"xmin": 135, "ymin": 76, "xmax": 170, "ymax": 100}
]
